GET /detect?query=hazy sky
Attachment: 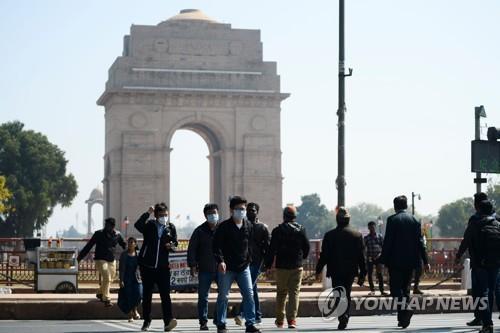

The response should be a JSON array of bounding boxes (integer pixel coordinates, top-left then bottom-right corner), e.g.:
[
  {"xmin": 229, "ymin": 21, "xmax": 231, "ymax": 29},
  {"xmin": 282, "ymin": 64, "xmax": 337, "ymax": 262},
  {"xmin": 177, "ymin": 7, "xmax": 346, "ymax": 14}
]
[{"xmin": 1, "ymin": 1, "xmax": 499, "ymax": 236}]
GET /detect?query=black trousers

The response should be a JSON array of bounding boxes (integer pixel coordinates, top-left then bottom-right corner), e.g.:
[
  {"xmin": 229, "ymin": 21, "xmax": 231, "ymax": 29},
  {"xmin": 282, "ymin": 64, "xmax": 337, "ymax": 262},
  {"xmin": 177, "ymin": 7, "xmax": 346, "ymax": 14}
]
[
  {"xmin": 367, "ymin": 258, "xmax": 385, "ymax": 292},
  {"xmin": 388, "ymin": 268, "xmax": 413, "ymax": 322},
  {"xmin": 140, "ymin": 265, "xmax": 173, "ymax": 324},
  {"xmin": 331, "ymin": 275, "xmax": 355, "ymax": 321}
]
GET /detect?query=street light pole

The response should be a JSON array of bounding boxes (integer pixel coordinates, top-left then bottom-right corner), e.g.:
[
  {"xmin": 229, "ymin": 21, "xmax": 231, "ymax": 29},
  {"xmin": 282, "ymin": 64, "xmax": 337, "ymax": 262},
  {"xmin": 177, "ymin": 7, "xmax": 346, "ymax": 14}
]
[
  {"xmin": 336, "ymin": 0, "xmax": 352, "ymax": 208},
  {"xmin": 474, "ymin": 106, "xmax": 487, "ymax": 193},
  {"xmin": 411, "ymin": 192, "xmax": 421, "ymax": 216}
]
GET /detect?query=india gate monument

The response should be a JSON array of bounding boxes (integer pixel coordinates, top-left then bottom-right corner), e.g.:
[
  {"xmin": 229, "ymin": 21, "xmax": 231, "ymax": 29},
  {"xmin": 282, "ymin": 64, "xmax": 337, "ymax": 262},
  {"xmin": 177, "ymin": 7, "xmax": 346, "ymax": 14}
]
[{"xmin": 97, "ymin": 9, "xmax": 289, "ymax": 235}]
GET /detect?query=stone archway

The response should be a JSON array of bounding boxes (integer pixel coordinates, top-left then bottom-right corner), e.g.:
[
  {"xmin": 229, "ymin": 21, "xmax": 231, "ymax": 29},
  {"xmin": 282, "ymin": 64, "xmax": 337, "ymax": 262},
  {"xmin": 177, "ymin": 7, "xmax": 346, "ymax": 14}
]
[
  {"xmin": 85, "ymin": 187, "xmax": 104, "ymax": 236},
  {"xmin": 98, "ymin": 9, "xmax": 289, "ymax": 235}
]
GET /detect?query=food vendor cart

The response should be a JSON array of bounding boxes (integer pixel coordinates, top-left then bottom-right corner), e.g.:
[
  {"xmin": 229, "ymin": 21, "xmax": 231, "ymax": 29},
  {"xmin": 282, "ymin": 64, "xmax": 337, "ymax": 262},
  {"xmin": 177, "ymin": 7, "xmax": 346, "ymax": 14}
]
[{"xmin": 35, "ymin": 247, "xmax": 78, "ymax": 293}]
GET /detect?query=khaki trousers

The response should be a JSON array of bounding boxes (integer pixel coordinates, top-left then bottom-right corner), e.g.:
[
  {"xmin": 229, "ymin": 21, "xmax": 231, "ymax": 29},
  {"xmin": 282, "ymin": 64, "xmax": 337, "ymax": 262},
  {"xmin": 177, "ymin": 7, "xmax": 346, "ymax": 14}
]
[
  {"xmin": 275, "ymin": 267, "xmax": 303, "ymax": 322},
  {"xmin": 95, "ymin": 259, "xmax": 116, "ymax": 301}
]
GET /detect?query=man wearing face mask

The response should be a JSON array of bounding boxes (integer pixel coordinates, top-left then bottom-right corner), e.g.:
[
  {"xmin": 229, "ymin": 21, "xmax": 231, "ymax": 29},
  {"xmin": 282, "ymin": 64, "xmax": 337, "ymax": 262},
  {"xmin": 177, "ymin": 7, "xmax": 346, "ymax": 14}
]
[
  {"xmin": 187, "ymin": 203, "xmax": 220, "ymax": 330},
  {"xmin": 135, "ymin": 203, "xmax": 178, "ymax": 332},
  {"xmin": 213, "ymin": 196, "xmax": 260, "ymax": 333},
  {"xmin": 78, "ymin": 217, "xmax": 126, "ymax": 307},
  {"xmin": 235, "ymin": 202, "xmax": 270, "ymax": 326}
]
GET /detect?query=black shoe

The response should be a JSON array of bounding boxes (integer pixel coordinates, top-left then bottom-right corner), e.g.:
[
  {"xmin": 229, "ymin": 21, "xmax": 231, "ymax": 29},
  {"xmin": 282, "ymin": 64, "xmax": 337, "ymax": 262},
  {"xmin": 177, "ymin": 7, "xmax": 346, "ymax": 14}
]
[
  {"xmin": 479, "ymin": 326, "xmax": 493, "ymax": 333},
  {"xmin": 245, "ymin": 325, "xmax": 261, "ymax": 333},
  {"xmin": 397, "ymin": 322, "xmax": 403, "ymax": 327},
  {"xmin": 337, "ymin": 317, "xmax": 348, "ymax": 330},
  {"xmin": 200, "ymin": 323, "xmax": 209, "ymax": 331},
  {"xmin": 400, "ymin": 311, "xmax": 413, "ymax": 329},
  {"xmin": 467, "ymin": 318, "xmax": 483, "ymax": 326},
  {"xmin": 380, "ymin": 291, "xmax": 390, "ymax": 296},
  {"xmin": 103, "ymin": 300, "xmax": 113, "ymax": 307},
  {"xmin": 217, "ymin": 325, "xmax": 227, "ymax": 333},
  {"xmin": 96, "ymin": 293, "xmax": 103, "ymax": 301},
  {"xmin": 164, "ymin": 318, "xmax": 177, "ymax": 332},
  {"xmin": 413, "ymin": 288, "xmax": 423, "ymax": 295},
  {"xmin": 141, "ymin": 321, "xmax": 151, "ymax": 332}
]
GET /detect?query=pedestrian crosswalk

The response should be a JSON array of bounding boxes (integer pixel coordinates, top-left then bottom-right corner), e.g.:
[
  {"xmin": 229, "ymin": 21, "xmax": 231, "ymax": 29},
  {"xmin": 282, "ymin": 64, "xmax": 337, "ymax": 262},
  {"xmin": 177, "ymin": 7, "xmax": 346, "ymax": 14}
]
[{"xmin": 0, "ymin": 314, "xmax": 494, "ymax": 332}]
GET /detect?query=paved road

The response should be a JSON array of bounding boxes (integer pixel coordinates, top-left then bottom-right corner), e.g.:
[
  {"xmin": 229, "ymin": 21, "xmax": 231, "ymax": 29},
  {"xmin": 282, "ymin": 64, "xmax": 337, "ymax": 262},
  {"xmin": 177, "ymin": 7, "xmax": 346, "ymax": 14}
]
[{"xmin": 0, "ymin": 314, "xmax": 494, "ymax": 333}]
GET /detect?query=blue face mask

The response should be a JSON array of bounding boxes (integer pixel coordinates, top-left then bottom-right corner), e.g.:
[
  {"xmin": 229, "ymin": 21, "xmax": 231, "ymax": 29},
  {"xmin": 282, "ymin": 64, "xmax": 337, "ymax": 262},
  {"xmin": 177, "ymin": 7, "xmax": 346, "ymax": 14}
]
[
  {"xmin": 207, "ymin": 214, "xmax": 219, "ymax": 224},
  {"xmin": 233, "ymin": 209, "xmax": 246, "ymax": 221}
]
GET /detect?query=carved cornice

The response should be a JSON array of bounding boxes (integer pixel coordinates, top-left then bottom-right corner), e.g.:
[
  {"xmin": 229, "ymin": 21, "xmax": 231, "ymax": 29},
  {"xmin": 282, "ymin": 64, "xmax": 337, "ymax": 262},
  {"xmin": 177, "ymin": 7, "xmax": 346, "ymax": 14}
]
[{"xmin": 97, "ymin": 90, "xmax": 289, "ymax": 108}]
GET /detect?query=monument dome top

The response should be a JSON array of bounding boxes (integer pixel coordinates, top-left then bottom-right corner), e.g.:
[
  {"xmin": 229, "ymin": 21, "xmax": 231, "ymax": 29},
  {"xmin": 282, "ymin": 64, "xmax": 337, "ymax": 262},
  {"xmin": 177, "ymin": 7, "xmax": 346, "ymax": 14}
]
[
  {"xmin": 88, "ymin": 187, "xmax": 103, "ymax": 202},
  {"xmin": 167, "ymin": 9, "xmax": 218, "ymax": 23}
]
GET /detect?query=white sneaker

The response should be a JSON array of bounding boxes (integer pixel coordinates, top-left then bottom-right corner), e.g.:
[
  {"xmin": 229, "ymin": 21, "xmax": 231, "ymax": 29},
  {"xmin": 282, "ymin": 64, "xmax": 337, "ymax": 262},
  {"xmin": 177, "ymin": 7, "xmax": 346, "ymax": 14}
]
[{"xmin": 234, "ymin": 315, "xmax": 243, "ymax": 326}]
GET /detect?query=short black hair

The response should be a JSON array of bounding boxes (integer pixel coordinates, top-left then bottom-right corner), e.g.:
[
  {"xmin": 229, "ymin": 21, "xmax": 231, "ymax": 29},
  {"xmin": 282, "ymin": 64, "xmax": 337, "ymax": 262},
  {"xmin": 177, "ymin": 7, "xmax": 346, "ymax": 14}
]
[
  {"xmin": 203, "ymin": 203, "xmax": 219, "ymax": 216},
  {"xmin": 154, "ymin": 202, "xmax": 168, "ymax": 215},
  {"xmin": 336, "ymin": 207, "xmax": 350, "ymax": 226},
  {"xmin": 229, "ymin": 196, "xmax": 247, "ymax": 209},
  {"xmin": 478, "ymin": 200, "xmax": 494, "ymax": 215},
  {"xmin": 247, "ymin": 202, "xmax": 260, "ymax": 212},
  {"xmin": 393, "ymin": 195, "xmax": 408, "ymax": 211},
  {"xmin": 127, "ymin": 236, "xmax": 137, "ymax": 243},
  {"xmin": 104, "ymin": 217, "xmax": 116, "ymax": 226},
  {"xmin": 368, "ymin": 221, "xmax": 376, "ymax": 227},
  {"xmin": 474, "ymin": 192, "xmax": 488, "ymax": 207}
]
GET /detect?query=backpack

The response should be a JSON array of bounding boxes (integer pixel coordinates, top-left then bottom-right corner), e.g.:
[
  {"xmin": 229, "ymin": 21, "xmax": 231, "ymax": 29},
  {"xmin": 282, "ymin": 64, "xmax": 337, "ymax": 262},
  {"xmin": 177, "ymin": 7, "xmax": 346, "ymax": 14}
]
[{"xmin": 478, "ymin": 217, "xmax": 500, "ymax": 267}]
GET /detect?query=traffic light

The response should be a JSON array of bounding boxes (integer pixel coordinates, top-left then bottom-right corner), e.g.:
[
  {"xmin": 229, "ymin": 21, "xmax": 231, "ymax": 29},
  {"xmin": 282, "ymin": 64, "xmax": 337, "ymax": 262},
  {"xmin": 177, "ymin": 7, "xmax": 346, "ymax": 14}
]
[{"xmin": 487, "ymin": 127, "xmax": 500, "ymax": 141}]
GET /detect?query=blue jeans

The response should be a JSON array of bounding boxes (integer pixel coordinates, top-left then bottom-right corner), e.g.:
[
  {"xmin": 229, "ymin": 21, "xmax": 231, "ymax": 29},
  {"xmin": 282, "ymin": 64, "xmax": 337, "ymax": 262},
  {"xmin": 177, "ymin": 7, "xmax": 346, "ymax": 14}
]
[
  {"xmin": 216, "ymin": 266, "xmax": 255, "ymax": 327},
  {"xmin": 239, "ymin": 264, "xmax": 262, "ymax": 321},
  {"xmin": 474, "ymin": 266, "xmax": 499, "ymax": 327},
  {"xmin": 198, "ymin": 271, "xmax": 218, "ymax": 325}
]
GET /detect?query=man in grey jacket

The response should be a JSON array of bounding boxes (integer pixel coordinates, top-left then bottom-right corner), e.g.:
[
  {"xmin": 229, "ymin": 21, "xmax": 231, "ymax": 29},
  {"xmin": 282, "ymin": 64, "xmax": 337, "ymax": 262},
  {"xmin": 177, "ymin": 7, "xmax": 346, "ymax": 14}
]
[{"xmin": 187, "ymin": 203, "xmax": 220, "ymax": 330}]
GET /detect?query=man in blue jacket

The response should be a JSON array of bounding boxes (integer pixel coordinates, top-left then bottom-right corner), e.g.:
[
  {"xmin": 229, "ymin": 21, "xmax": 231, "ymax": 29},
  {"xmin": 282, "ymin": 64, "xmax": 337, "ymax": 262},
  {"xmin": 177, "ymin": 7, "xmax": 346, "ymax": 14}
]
[
  {"xmin": 380, "ymin": 195, "xmax": 429, "ymax": 329},
  {"xmin": 135, "ymin": 203, "xmax": 178, "ymax": 332}
]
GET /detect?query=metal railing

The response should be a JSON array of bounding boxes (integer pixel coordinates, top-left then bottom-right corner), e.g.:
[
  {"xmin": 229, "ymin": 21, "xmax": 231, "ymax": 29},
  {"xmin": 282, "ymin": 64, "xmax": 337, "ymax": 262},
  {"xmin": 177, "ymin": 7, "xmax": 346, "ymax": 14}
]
[{"xmin": 0, "ymin": 237, "xmax": 462, "ymax": 287}]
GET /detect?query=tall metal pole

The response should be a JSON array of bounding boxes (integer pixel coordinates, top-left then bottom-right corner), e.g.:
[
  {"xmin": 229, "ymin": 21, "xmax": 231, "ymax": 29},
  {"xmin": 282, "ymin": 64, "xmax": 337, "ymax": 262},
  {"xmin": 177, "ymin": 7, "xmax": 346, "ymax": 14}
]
[
  {"xmin": 411, "ymin": 192, "xmax": 415, "ymax": 215},
  {"xmin": 336, "ymin": 0, "xmax": 347, "ymax": 208},
  {"xmin": 475, "ymin": 109, "xmax": 482, "ymax": 194}
]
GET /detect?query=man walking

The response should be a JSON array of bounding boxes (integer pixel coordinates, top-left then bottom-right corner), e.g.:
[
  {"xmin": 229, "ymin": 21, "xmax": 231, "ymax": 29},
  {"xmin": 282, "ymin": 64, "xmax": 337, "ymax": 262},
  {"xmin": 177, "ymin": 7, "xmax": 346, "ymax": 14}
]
[
  {"xmin": 364, "ymin": 221, "xmax": 388, "ymax": 296},
  {"xmin": 213, "ymin": 196, "xmax": 260, "ymax": 333},
  {"xmin": 188, "ymin": 203, "xmax": 220, "ymax": 330},
  {"xmin": 316, "ymin": 207, "xmax": 366, "ymax": 330},
  {"xmin": 455, "ymin": 199, "xmax": 500, "ymax": 333},
  {"xmin": 78, "ymin": 217, "xmax": 126, "ymax": 307},
  {"xmin": 380, "ymin": 195, "xmax": 429, "ymax": 329},
  {"xmin": 135, "ymin": 203, "xmax": 178, "ymax": 332},
  {"xmin": 235, "ymin": 202, "xmax": 270, "ymax": 326},
  {"xmin": 264, "ymin": 206, "xmax": 310, "ymax": 329},
  {"xmin": 455, "ymin": 192, "xmax": 489, "ymax": 327}
]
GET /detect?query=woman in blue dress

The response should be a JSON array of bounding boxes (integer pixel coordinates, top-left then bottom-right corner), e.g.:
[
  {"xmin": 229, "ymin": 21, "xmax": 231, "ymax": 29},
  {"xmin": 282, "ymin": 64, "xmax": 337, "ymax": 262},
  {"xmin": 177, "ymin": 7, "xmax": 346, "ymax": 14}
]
[{"xmin": 118, "ymin": 237, "xmax": 143, "ymax": 322}]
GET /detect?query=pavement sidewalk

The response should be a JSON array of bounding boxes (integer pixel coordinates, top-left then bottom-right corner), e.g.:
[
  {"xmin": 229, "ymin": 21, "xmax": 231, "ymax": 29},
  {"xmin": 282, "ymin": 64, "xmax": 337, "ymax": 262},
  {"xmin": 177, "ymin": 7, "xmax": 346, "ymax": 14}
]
[{"xmin": 0, "ymin": 282, "xmax": 470, "ymax": 320}]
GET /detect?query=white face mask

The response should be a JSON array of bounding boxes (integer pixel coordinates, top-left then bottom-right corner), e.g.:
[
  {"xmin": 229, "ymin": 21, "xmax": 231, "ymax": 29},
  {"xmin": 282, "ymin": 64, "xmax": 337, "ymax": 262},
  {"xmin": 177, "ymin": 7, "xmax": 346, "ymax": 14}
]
[
  {"xmin": 207, "ymin": 214, "xmax": 219, "ymax": 224},
  {"xmin": 158, "ymin": 216, "xmax": 169, "ymax": 225},
  {"xmin": 233, "ymin": 209, "xmax": 246, "ymax": 221}
]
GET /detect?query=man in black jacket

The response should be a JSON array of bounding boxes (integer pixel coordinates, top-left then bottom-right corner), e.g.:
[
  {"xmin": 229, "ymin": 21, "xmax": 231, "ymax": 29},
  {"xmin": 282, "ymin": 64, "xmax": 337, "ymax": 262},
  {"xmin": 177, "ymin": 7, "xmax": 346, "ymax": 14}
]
[
  {"xmin": 235, "ymin": 202, "xmax": 270, "ymax": 326},
  {"xmin": 315, "ymin": 207, "xmax": 366, "ymax": 330},
  {"xmin": 455, "ymin": 192, "xmax": 488, "ymax": 327},
  {"xmin": 455, "ymin": 199, "xmax": 499, "ymax": 333},
  {"xmin": 213, "ymin": 196, "xmax": 260, "ymax": 333},
  {"xmin": 77, "ymin": 217, "xmax": 125, "ymax": 306},
  {"xmin": 380, "ymin": 195, "xmax": 429, "ymax": 329},
  {"xmin": 187, "ymin": 203, "xmax": 220, "ymax": 330},
  {"xmin": 264, "ymin": 206, "xmax": 310, "ymax": 329},
  {"xmin": 135, "ymin": 203, "xmax": 178, "ymax": 332}
]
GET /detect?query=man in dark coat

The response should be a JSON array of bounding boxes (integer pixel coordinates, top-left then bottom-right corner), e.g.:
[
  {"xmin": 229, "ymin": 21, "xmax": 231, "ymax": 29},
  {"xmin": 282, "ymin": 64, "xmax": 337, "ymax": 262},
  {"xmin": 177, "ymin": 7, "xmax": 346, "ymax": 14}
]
[
  {"xmin": 235, "ymin": 202, "xmax": 270, "ymax": 325},
  {"xmin": 264, "ymin": 206, "xmax": 310, "ymax": 329},
  {"xmin": 77, "ymin": 217, "xmax": 126, "ymax": 306},
  {"xmin": 315, "ymin": 207, "xmax": 366, "ymax": 330},
  {"xmin": 135, "ymin": 203, "xmax": 178, "ymax": 332},
  {"xmin": 455, "ymin": 199, "xmax": 499, "ymax": 333},
  {"xmin": 187, "ymin": 203, "xmax": 220, "ymax": 330},
  {"xmin": 380, "ymin": 195, "xmax": 429, "ymax": 329},
  {"xmin": 455, "ymin": 192, "xmax": 488, "ymax": 327}
]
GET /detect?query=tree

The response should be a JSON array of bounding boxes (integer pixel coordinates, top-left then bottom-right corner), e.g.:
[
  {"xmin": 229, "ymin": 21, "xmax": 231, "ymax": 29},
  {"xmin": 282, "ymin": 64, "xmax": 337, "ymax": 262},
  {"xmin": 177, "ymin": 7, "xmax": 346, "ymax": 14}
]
[
  {"xmin": 0, "ymin": 176, "xmax": 11, "ymax": 214},
  {"xmin": 296, "ymin": 193, "xmax": 335, "ymax": 239},
  {"xmin": 348, "ymin": 202, "xmax": 384, "ymax": 230},
  {"xmin": 487, "ymin": 182, "xmax": 500, "ymax": 209},
  {"xmin": 0, "ymin": 121, "xmax": 78, "ymax": 237},
  {"xmin": 435, "ymin": 197, "xmax": 474, "ymax": 237}
]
